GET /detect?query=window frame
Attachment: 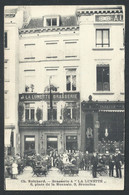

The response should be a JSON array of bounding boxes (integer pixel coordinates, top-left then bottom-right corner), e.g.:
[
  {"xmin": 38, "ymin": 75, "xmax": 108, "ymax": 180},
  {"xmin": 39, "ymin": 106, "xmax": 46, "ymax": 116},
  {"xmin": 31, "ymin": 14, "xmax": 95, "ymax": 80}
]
[
  {"xmin": 47, "ymin": 101, "xmax": 57, "ymax": 120},
  {"xmin": 96, "ymin": 29, "xmax": 110, "ymax": 48},
  {"xmin": 66, "ymin": 69, "xmax": 77, "ymax": 92},
  {"xmin": 25, "ymin": 104, "xmax": 35, "ymax": 121},
  {"xmin": 96, "ymin": 65, "xmax": 110, "ymax": 91},
  {"xmin": 44, "ymin": 16, "xmax": 59, "ymax": 27}
]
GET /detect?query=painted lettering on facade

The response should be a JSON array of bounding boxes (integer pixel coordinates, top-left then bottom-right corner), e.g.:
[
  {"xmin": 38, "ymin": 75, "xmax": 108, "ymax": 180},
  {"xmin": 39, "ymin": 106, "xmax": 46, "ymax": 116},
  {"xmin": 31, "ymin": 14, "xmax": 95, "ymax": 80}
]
[
  {"xmin": 95, "ymin": 15, "xmax": 123, "ymax": 22},
  {"xmin": 19, "ymin": 92, "xmax": 80, "ymax": 101}
]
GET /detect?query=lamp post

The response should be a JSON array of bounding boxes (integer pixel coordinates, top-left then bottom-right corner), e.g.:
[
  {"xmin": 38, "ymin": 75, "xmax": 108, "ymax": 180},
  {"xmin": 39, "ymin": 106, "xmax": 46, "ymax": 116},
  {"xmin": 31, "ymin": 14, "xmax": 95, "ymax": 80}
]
[{"xmin": 49, "ymin": 76, "xmax": 53, "ymax": 120}]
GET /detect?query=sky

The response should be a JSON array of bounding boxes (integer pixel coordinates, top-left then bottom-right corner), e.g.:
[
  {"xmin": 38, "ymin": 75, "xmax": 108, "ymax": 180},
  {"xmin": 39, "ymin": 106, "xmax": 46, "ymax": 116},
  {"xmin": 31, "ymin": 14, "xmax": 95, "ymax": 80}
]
[
  {"xmin": 5, "ymin": 5, "xmax": 124, "ymax": 18},
  {"xmin": 29, "ymin": 6, "xmax": 87, "ymax": 18}
]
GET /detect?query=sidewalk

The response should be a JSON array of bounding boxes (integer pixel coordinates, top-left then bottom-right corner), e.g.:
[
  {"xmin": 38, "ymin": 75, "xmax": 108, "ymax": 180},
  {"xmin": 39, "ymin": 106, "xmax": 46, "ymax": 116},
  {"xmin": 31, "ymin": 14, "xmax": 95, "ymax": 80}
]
[{"xmin": 5, "ymin": 166, "xmax": 124, "ymax": 190}]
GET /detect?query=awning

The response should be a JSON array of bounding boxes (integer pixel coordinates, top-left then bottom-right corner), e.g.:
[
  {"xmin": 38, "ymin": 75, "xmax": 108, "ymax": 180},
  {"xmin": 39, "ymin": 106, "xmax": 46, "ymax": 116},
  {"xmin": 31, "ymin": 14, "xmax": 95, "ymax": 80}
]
[
  {"xmin": 99, "ymin": 110, "xmax": 124, "ymax": 112},
  {"xmin": 5, "ymin": 129, "xmax": 12, "ymax": 147}
]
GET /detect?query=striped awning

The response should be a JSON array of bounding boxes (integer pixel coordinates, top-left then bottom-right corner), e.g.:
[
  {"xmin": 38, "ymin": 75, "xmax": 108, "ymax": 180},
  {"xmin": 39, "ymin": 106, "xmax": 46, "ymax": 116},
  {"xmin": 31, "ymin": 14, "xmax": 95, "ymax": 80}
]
[{"xmin": 5, "ymin": 129, "xmax": 12, "ymax": 147}]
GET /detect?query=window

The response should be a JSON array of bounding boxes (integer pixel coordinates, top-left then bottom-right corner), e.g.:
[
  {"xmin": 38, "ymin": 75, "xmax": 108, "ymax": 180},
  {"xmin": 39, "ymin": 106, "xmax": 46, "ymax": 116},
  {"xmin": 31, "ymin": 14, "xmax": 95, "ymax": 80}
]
[
  {"xmin": 24, "ymin": 70, "xmax": 35, "ymax": 92},
  {"xmin": 66, "ymin": 69, "xmax": 76, "ymax": 91},
  {"xmin": 24, "ymin": 44, "xmax": 35, "ymax": 59},
  {"xmin": 47, "ymin": 102, "xmax": 57, "ymax": 120},
  {"xmin": 24, "ymin": 136, "xmax": 35, "ymax": 152},
  {"xmin": 4, "ymin": 32, "xmax": 7, "ymax": 48},
  {"xmin": 66, "ymin": 108, "xmax": 76, "ymax": 120},
  {"xmin": 97, "ymin": 65, "xmax": 110, "ymax": 91},
  {"xmin": 44, "ymin": 16, "xmax": 60, "ymax": 27},
  {"xmin": 64, "ymin": 102, "xmax": 77, "ymax": 120},
  {"xmin": 45, "ymin": 41, "xmax": 59, "ymax": 59},
  {"xmin": 64, "ymin": 40, "xmax": 79, "ymax": 58},
  {"xmin": 48, "ymin": 109, "xmax": 57, "ymax": 120},
  {"xmin": 25, "ymin": 103, "xmax": 35, "ymax": 121},
  {"xmin": 96, "ymin": 29, "xmax": 110, "ymax": 47},
  {"xmin": 46, "ymin": 18, "xmax": 57, "ymax": 26},
  {"xmin": 66, "ymin": 136, "xmax": 78, "ymax": 152}
]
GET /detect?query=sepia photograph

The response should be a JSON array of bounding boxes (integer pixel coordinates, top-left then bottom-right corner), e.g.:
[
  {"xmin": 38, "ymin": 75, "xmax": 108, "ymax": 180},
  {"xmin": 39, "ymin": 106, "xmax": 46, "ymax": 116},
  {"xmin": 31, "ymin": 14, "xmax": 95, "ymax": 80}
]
[{"xmin": 4, "ymin": 5, "xmax": 125, "ymax": 190}]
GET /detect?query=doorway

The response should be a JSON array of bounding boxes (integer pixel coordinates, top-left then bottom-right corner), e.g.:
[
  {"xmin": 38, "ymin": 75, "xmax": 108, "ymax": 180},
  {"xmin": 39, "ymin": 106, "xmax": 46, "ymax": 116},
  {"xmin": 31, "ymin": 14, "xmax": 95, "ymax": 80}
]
[{"xmin": 47, "ymin": 136, "xmax": 58, "ymax": 154}]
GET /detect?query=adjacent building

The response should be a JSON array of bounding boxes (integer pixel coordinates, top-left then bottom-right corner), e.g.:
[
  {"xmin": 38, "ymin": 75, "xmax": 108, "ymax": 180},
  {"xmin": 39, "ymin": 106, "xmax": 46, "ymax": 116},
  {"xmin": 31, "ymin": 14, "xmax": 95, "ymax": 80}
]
[
  {"xmin": 4, "ymin": 6, "xmax": 125, "ymax": 156},
  {"xmin": 4, "ymin": 6, "xmax": 31, "ymax": 156}
]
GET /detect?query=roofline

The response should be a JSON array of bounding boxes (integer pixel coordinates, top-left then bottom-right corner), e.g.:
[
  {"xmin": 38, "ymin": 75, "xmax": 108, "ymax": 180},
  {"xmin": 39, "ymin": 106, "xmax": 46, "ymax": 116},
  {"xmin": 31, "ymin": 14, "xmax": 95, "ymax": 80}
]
[
  {"xmin": 19, "ymin": 26, "xmax": 79, "ymax": 35},
  {"xmin": 76, "ymin": 6, "xmax": 123, "ymax": 16}
]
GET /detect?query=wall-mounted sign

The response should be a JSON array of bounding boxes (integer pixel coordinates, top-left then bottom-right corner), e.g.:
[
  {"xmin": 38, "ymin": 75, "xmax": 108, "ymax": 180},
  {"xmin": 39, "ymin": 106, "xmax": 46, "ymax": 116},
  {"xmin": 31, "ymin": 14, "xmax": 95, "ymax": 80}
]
[
  {"xmin": 81, "ymin": 101, "xmax": 124, "ymax": 112},
  {"xmin": 19, "ymin": 92, "xmax": 80, "ymax": 101},
  {"xmin": 95, "ymin": 15, "xmax": 123, "ymax": 22}
]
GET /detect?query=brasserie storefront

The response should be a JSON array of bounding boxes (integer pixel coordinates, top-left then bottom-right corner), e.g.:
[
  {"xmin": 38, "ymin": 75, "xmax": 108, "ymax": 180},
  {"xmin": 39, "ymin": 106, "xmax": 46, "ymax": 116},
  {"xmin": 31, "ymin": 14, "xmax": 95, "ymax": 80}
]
[{"xmin": 18, "ymin": 92, "xmax": 80, "ymax": 156}]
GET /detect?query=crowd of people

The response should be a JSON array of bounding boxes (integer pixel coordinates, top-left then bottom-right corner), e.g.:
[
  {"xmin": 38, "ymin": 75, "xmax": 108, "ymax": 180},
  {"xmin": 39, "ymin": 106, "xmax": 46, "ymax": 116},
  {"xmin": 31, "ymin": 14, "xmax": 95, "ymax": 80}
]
[{"xmin": 5, "ymin": 149, "xmax": 124, "ymax": 179}]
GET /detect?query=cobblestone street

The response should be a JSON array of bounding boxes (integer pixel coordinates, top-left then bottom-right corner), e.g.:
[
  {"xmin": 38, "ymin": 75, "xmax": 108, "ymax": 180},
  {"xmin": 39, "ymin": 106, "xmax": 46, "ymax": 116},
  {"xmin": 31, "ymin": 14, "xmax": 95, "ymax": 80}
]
[{"xmin": 5, "ymin": 166, "xmax": 124, "ymax": 190}]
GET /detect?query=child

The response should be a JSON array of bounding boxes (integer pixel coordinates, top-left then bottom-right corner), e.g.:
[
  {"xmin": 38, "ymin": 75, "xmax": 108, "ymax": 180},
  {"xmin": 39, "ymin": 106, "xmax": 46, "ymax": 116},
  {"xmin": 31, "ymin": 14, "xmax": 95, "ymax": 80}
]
[{"xmin": 12, "ymin": 159, "xmax": 18, "ymax": 179}]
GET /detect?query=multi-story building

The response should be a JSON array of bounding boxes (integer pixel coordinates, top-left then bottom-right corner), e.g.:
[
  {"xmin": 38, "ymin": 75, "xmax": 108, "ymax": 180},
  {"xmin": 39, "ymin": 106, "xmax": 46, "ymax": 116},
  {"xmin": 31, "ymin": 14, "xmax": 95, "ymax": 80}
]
[
  {"xmin": 4, "ymin": 5, "xmax": 125, "ymax": 156},
  {"xmin": 77, "ymin": 6, "xmax": 125, "ymax": 153},
  {"xmin": 18, "ymin": 14, "xmax": 81, "ymax": 155},
  {"xmin": 4, "ymin": 6, "xmax": 31, "ymax": 156}
]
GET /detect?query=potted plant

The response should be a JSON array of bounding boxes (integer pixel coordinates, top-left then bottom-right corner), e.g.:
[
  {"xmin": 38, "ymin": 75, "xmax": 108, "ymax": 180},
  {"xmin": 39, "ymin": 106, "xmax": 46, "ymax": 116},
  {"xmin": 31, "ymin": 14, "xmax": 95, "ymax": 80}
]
[
  {"xmin": 30, "ymin": 84, "xmax": 34, "ymax": 92},
  {"xmin": 36, "ymin": 107, "xmax": 43, "ymax": 121}
]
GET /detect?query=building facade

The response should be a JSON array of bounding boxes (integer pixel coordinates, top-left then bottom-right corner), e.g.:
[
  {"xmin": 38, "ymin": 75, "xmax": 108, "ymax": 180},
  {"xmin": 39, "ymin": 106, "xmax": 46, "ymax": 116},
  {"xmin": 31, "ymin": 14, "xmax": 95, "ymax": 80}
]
[
  {"xmin": 77, "ymin": 6, "xmax": 125, "ymax": 153},
  {"xmin": 4, "ymin": 6, "xmax": 125, "ymax": 156},
  {"xmin": 4, "ymin": 7, "xmax": 31, "ymax": 156}
]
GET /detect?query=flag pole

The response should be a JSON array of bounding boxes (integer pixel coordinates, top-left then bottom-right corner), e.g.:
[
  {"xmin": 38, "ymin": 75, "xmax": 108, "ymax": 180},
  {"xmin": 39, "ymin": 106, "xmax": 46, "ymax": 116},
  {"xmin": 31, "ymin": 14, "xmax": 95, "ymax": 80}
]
[{"xmin": 49, "ymin": 76, "xmax": 53, "ymax": 120}]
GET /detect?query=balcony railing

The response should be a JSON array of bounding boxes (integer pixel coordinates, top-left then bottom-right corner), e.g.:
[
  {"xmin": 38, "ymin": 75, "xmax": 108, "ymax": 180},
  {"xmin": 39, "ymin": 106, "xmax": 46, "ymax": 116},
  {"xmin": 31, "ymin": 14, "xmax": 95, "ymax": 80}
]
[{"xmin": 19, "ymin": 119, "xmax": 80, "ymax": 129}]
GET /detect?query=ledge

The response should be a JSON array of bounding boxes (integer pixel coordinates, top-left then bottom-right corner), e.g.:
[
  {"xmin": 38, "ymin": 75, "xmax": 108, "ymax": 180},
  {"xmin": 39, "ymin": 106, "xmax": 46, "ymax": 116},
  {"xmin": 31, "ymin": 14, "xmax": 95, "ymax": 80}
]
[
  {"xmin": 92, "ymin": 48, "xmax": 114, "ymax": 51},
  {"xmin": 93, "ymin": 92, "xmax": 114, "ymax": 95},
  {"xmin": 4, "ymin": 48, "xmax": 10, "ymax": 50},
  {"xmin": 120, "ymin": 47, "xmax": 124, "ymax": 50}
]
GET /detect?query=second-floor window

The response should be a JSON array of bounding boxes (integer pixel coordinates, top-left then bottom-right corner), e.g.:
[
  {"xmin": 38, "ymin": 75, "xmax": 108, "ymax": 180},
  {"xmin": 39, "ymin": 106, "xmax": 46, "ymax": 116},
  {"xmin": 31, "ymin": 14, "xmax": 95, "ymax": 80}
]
[
  {"xmin": 47, "ymin": 102, "xmax": 57, "ymax": 120},
  {"xmin": 66, "ymin": 69, "xmax": 76, "ymax": 91},
  {"xmin": 97, "ymin": 65, "xmax": 110, "ymax": 91},
  {"xmin": 96, "ymin": 29, "xmax": 110, "ymax": 47},
  {"xmin": 4, "ymin": 32, "xmax": 7, "ymax": 48},
  {"xmin": 25, "ymin": 104, "xmax": 35, "ymax": 121},
  {"xmin": 63, "ymin": 102, "xmax": 78, "ymax": 121}
]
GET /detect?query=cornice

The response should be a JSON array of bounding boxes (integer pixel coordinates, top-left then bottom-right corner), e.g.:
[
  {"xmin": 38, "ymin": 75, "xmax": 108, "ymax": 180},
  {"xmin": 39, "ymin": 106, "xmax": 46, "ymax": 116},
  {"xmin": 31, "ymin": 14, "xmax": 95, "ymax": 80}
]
[
  {"xmin": 19, "ymin": 26, "xmax": 79, "ymax": 35},
  {"xmin": 76, "ymin": 8, "xmax": 123, "ymax": 17}
]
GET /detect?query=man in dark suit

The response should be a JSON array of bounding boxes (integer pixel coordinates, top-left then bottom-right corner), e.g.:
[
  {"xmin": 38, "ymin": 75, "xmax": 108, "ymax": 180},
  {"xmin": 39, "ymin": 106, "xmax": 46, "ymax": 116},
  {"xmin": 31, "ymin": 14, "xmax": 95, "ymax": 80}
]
[
  {"xmin": 115, "ymin": 151, "xmax": 122, "ymax": 178},
  {"xmin": 108, "ymin": 154, "xmax": 115, "ymax": 177},
  {"xmin": 91, "ymin": 152, "xmax": 98, "ymax": 178}
]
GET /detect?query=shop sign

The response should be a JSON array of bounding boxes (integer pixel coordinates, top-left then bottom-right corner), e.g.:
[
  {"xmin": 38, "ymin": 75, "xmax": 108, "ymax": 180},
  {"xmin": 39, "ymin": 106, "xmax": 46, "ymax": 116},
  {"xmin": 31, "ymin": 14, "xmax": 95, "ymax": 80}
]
[
  {"xmin": 19, "ymin": 92, "xmax": 80, "ymax": 101},
  {"xmin": 95, "ymin": 14, "xmax": 123, "ymax": 22}
]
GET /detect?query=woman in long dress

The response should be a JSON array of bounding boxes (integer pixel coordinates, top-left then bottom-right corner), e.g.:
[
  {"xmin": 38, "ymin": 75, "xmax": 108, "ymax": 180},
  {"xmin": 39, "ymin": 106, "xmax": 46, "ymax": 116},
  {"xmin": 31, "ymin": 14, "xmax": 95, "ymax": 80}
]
[{"xmin": 12, "ymin": 160, "xmax": 18, "ymax": 179}]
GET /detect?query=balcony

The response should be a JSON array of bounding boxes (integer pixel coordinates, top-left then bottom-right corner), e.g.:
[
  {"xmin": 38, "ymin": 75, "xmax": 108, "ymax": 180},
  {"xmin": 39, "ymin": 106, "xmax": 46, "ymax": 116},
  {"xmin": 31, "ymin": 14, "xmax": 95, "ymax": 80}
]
[{"xmin": 19, "ymin": 119, "xmax": 80, "ymax": 130}]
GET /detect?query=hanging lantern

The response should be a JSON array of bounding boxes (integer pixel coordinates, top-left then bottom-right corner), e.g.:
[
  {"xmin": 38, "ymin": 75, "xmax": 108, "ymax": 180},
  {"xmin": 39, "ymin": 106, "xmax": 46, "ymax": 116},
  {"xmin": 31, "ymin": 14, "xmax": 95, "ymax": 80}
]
[{"xmin": 105, "ymin": 128, "xmax": 108, "ymax": 137}]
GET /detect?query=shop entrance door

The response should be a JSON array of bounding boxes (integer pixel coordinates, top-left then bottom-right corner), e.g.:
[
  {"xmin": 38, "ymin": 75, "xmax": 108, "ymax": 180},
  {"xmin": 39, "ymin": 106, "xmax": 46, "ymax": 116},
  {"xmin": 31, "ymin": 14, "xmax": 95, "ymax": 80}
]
[
  {"xmin": 24, "ymin": 136, "xmax": 35, "ymax": 155},
  {"xmin": 66, "ymin": 136, "xmax": 78, "ymax": 153},
  {"xmin": 47, "ymin": 136, "xmax": 58, "ymax": 154}
]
